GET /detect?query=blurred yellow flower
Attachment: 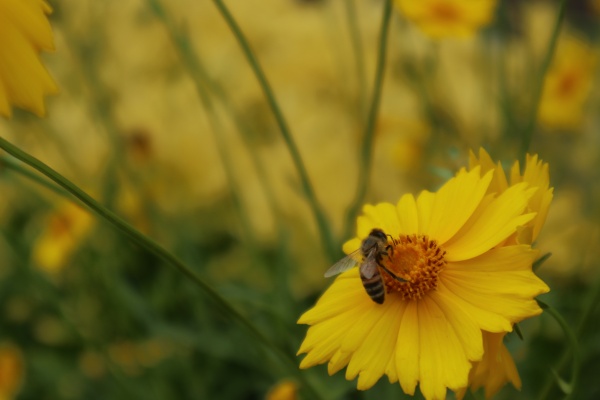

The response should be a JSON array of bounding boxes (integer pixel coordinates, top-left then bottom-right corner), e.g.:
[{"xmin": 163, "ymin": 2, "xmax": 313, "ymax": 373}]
[
  {"xmin": 31, "ymin": 202, "xmax": 94, "ymax": 275},
  {"xmin": 298, "ymin": 164, "xmax": 548, "ymax": 399},
  {"xmin": 0, "ymin": 343, "xmax": 24, "ymax": 400},
  {"xmin": 538, "ymin": 35, "xmax": 597, "ymax": 130},
  {"xmin": 265, "ymin": 379, "xmax": 297, "ymax": 400},
  {"xmin": 0, "ymin": 0, "xmax": 58, "ymax": 117},
  {"xmin": 394, "ymin": 0, "xmax": 497, "ymax": 38}
]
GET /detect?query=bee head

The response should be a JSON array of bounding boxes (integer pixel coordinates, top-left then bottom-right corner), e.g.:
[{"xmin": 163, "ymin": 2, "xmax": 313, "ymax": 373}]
[{"xmin": 369, "ymin": 229, "xmax": 387, "ymax": 241}]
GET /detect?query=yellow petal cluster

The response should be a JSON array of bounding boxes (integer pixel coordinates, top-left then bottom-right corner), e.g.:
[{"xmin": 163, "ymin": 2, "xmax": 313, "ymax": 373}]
[
  {"xmin": 469, "ymin": 148, "xmax": 553, "ymax": 245},
  {"xmin": 32, "ymin": 202, "xmax": 94, "ymax": 275},
  {"xmin": 0, "ymin": 342, "xmax": 25, "ymax": 400},
  {"xmin": 394, "ymin": 0, "xmax": 498, "ymax": 38},
  {"xmin": 458, "ymin": 148, "xmax": 553, "ymax": 397},
  {"xmin": 297, "ymin": 148, "xmax": 551, "ymax": 400},
  {"xmin": 0, "ymin": 0, "xmax": 58, "ymax": 117}
]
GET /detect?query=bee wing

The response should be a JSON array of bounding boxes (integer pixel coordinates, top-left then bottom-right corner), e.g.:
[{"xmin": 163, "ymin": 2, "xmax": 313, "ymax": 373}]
[{"xmin": 324, "ymin": 249, "xmax": 362, "ymax": 278}]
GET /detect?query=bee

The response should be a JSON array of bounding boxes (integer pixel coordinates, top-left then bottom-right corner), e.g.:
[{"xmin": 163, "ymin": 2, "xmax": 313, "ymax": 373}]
[{"xmin": 324, "ymin": 228, "xmax": 406, "ymax": 304}]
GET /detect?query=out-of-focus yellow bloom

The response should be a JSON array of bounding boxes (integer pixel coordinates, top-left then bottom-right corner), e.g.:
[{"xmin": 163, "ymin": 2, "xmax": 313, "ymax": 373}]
[
  {"xmin": 79, "ymin": 350, "xmax": 106, "ymax": 380},
  {"xmin": 298, "ymin": 157, "xmax": 549, "ymax": 399},
  {"xmin": 0, "ymin": 0, "xmax": 58, "ymax": 117},
  {"xmin": 265, "ymin": 379, "xmax": 297, "ymax": 400},
  {"xmin": 538, "ymin": 35, "xmax": 597, "ymax": 130},
  {"xmin": 108, "ymin": 341, "xmax": 142, "ymax": 376},
  {"xmin": 394, "ymin": 0, "xmax": 497, "ymax": 38},
  {"xmin": 0, "ymin": 342, "xmax": 24, "ymax": 400},
  {"xmin": 31, "ymin": 202, "xmax": 94, "ymax": 275}
]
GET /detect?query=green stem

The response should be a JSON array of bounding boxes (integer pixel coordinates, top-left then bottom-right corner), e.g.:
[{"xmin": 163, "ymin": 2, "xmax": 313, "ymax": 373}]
[
  {"xmin": 344, "ymin": 0, "xmax": 368, "ymax": 120},
  {"xmin": 0, "ymin": 155, "xmax": 69, "ymax": 197},
  {"xmin": 161, "ymin": 35, "xmax": 283, "ymax": 239},
  {"xmin": 211, "ymin": 0, "xmax": 337, "ymax": 262},
  {"xmin": 536, "ymin": 300, "xmax": 581, "ymax": 400},
  {"xmin": 537, "ymin": 272, "xmax": 600, "ymax": 399},
  {"xmin": 342, "ymin": 0, "xmax": 393, "ymax": 240},
  {"xmin": 519, "ymin": 0, "xmax": 568, "ymax": 159},
  {"xmin": 0, "ymin": 136, "xmax": 320, "ymax": 400}
]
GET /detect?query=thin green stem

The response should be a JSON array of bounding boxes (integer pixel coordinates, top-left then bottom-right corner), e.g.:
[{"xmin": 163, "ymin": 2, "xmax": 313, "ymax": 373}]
[
  {"xmin": 536, "ymin": 300, "xmax": 581, "ymax": 400},
  {"xmin": 211, "ymin": 0, "xmax": 337, "ymax": 262},
  {"xmin": 0, "ymin": 136, "xmax": 320, "ymax": 400},
  {"xmin": 342, "ymin": 0, "xmax": 393, "ymax": 240},
  {"xmin": 344, "ymin": 0, "xmax": 368, "ymax": 120},
  {"xmin": 0, "ymin": 155, "xmax": 69, "ymax": 197},
  {"xmin": 148, "ymin": 0, "xmax": 283, "ymax": 247},
  {"xmin": 148, "ymin": 0, "xmax": 258, "ymax": 256},
  {"xmin": 519, "ymin": 0, "xmax": 568, "ymax": 159},
  {"xmin": 537, "ymin": 272, "xmax": 600, "ymax": 399}
]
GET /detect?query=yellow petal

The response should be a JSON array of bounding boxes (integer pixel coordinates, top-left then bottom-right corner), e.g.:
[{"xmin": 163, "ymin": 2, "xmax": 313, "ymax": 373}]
[
  {"xmin": 450, "ymin": 245, "xmax": 539, "ymax": 272},
  {"xmin": 444, "ymin": 183, "xmax": 537, "ymax": 261},
  {"xmin": 418, "ymin": 297, "xmax": 471, "ymax": 400},
  {"xmin": 426, "ymin": 167, "xmax": 492, "ymax": 245},
  {"xmin": 396, "ymin": 193, "xmax": 419, "ymax": 234},
  {"xmin": 347, "ymin": 298, "xmax": 405, "ymax": 390},
  {"xmin": 396, "ymin": 301, "xmax": 419, "ymax": 395},
  {"xmin": 416, "ymin": 190, "xmax": 435, "ymax": 235},
  {"xmin": 467, "ymin": 332, "xmax": 522, "ymax": 398},
  {"xmin": 362, "ymin": 202, "xmax": 402, "ymax": 237},
  {"xmin": 440, "ymin": 271, "xmax": 546, "ymax": 329},
  {"xmin": 342, "ymin": 238, "xmax": 361, "ymax": 255},
  {"xmin": 469, "ymin": 148, "xmax": 509, "ymax": 194},
  {"xmin": 428, "ymin": 290, "xmax": 483, "ymax": 361},
  {"xmin": 298, "ymin": 270, "xmax": 367, "ymax": 325},
  {"xmin": 436, "ymin": 280, "xmax": 512, "ymax": 332}
]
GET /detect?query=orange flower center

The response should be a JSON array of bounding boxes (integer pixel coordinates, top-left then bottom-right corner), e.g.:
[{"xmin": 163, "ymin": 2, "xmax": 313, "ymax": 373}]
[
  {"xmin": 380, "ymin": 234, "xmax": 446, "ymax": 300},
  {"xmin": 430, "ymin": 2, "xmax": 461, "ymax": 23},
  {"xmin": 556, "ymin": 69, "xmax": 582, "ymax": 98}
]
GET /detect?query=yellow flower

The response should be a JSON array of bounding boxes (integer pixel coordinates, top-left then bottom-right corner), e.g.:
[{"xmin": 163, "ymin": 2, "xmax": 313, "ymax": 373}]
[
  {"xmin": 457, "ymin": 148, "xmax": 553, "ymax": 397},
  {"xmin": 0, "ymin": 342, "xmax": 25, "ymax": 400},
  {"xmin": 0, "ymin": 0, "xmax": 58, "ymax": 117},
  {"xmin": 537, "ymin": 34, "xmax": 597, "ymax": 130},
  {"xmin": 394, "ymin": 0, "xmax": 498, "ymax": 38},
  {"xmin": 297, "ymin": 162, "xmax": 549, "ymax": 399},
  {"xmin": 469, "ymin": 148, "xmax": 553, "ymax": 245},
  {"xmin": 456, "ymin": 332, "xmax": 521, "ymax": 399},
  {"xmin": 266, "ymin": 379, "xmax": 298, "ymax": 400},
  {"xmin": 32, "ymin": 201, "xmax": 94, "ymax": 275}
]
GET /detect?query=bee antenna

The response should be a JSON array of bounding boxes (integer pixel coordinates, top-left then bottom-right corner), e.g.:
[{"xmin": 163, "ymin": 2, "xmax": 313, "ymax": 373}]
[{"xmin": 386, "ymin": 233, "xmax": 397, "ymax": 245}]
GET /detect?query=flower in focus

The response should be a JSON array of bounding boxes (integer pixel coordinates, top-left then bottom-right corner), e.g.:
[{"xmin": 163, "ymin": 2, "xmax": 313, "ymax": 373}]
[
  {"xmin": 266, "ymin": 379, "xmax": 298, "ymax": 400},
  {"xmin": 297, "ymin": 156, "xmax": 549, "ymax": 399},
  {"xmin": 457, "ymin": 148, "xmax": 552, "ymax": 397},
  {"xmin": 469, "ymin": 148, "xmax": 553, "ymax": 246},
  {"xmin": 394, "ymin": 0, "xmax": 498, "ymax": 38},
  {"xmin": 31, "ymin": 202, "xmax": 94, "ymax": 275},
  {"xmin": 0, "ymin": 0, "xmax": 58, "ymax": 117},
  {"xmin": 537, "ymin": 35, "xmax": 597, "ymax": 130},
  {"xmin": 0, "ymin": 342, "xmax": 25, "ymax": 400}
]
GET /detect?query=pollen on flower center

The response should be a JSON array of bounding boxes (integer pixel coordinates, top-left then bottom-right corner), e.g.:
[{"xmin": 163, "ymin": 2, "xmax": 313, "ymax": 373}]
[{"xmin": 381, "ymin": 234, "xmax": 446, "ymax": 300}]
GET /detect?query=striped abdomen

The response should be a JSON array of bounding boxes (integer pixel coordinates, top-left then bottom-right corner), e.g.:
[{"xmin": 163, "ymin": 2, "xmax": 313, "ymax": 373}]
[{"xmin": 360, "ymin": 258, "xmax": 385, "ymax": 304}]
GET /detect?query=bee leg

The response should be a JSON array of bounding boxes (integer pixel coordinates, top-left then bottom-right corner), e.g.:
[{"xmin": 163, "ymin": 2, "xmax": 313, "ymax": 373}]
[
  {"xmin": 385, "ymin": 244, "xmax": 394, "ymax": 257},
  {"xmin": 378, "ymin": 263, "xmax": 408, "ymax": 283},
  {"xmin": 386, "ymin": 234, "xmax": 398, "ymax": 246}
]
